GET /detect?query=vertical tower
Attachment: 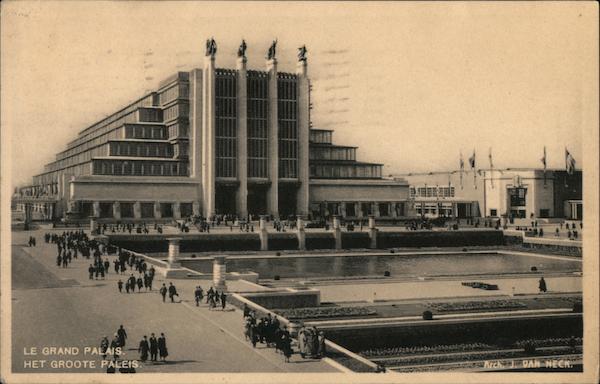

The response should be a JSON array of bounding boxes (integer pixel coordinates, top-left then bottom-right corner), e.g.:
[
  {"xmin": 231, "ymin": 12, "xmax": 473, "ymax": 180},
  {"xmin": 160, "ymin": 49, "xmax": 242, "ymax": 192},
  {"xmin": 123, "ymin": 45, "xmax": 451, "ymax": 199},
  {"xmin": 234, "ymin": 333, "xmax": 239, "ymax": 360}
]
[
  {"xmin": 202, "ymin": 43, "xmax": 217, "ymax": 218},
  {"xmin": 266, "ymin": 56, "xmax": 279, "ymax": 218},
  {"xmin": 236, "ymin": 54, "xmax": 249, "ymax": 218},
  {"xmin": 189, "ymin": 68, "xmax": 203, "ymax": 211},
  {"xmin": 296, "ymin": 53, "xmax": 310, "ymax": 216}
]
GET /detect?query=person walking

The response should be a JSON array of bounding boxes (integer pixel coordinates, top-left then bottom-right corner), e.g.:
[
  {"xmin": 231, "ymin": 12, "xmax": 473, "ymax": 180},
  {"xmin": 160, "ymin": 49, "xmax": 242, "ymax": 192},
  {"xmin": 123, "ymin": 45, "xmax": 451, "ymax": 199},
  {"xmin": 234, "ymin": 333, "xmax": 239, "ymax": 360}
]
[
  {"xmin": 194, "ymin": 286, "xmax": 203, "ymax": 307},
  {"xmin": 136, "ymin": 276, "xmax": 143, "ymax": 292},
  {"xmin": 104, "ymin": 259, "xmax": 110, "ymax": 275},
  {"xmin": 128, "ymin": 274, "xmax": 136, "ymax": 293},
  {"xmin": 100, "ymin": 336, "xmax": 109, "ymax": 360},
  {"xmin": 110, "ymin": 334, "xmax": 121, "ymax": 360},
  {"xmin": 149, "ymin": 333, "xmax": 158, "ymax": 362},
  {"xmin": 539, "ymin": 277, "xmax": 547, "ymax": 293},
  {"xmin": 117, "ymin": 325, "xmax": 127, "ymax": 348},
  {"xmin": 220, "ymin": 291, "xmax": 227, "ymax": 310},
  {"xmin": 117, "ymin": 280, "xmax": 123, "ymax": 293},
  {"xmin": 158, "ymin": 333, "xmax": 168, "ymax": 362},
  {"xmin": 159, "ymin": 284, "xmax": 167, "ymax": 302},
  {"xmin": 168, "ymin": 282, "xmax": 179, "ymax": 303},
  {"xmin": 88, "ymin": 264, "xmax": 94, "ymax": 280},
  {"xmin": 138, "ymin": 336, "xmax": 149, "ymax": 363}
]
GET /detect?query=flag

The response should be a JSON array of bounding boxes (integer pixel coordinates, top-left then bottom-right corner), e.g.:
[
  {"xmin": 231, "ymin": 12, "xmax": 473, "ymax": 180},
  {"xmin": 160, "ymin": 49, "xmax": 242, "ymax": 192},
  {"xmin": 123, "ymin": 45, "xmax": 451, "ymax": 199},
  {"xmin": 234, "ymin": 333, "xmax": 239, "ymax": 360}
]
[
  {"xmin": 541, "ymin": 146, "xmax": 547, "ymax": 186},
  {"xmin": 488, "ymin": 147, "xmax": 494, "ymax": 189},
  {"xmin": 469, "ymin": 150, "xmax": 476, "ymax": 169},
  {"xmin": 459, "ymin": 151, "xmax": 464, "ymax": 190},
  {"xmin": 469, "ymin": 150, "xmax": 476, "ymax": 189},
  {"xmin": 565, "ymin": 148, "xmax": 576, "ymax": 175}
]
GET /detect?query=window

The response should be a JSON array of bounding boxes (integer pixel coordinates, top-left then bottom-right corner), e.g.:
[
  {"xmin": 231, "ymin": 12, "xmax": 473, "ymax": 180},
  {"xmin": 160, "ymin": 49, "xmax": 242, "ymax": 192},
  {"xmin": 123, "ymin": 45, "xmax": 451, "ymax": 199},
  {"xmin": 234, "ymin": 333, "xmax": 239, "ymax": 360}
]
[
  {"xmin": 509, "ymin": 187, "xmax": 527, "ymax": 207},
  {"xmin": 140, "ymin": 203, "xmax": 154, "ymax": 218},
  {"xmin": 490, "ymin": 209, "xmax": 498, "ymax": 217}
]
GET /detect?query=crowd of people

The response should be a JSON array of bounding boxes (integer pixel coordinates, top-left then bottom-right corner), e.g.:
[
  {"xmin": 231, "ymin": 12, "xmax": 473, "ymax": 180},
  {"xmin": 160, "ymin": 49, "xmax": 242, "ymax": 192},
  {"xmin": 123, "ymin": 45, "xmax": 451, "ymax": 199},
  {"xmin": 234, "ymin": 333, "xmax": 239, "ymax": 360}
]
[
  {"xmin": 136, "ymin": 332, "xmax": 168, "ymax": 363},
  {"xmin": 242, "ymin": 309, "xmax": 294, "ymax": 362},
  {"xmin": 97, "ymin": 222, "xmax": 164, "ymax": 235}
]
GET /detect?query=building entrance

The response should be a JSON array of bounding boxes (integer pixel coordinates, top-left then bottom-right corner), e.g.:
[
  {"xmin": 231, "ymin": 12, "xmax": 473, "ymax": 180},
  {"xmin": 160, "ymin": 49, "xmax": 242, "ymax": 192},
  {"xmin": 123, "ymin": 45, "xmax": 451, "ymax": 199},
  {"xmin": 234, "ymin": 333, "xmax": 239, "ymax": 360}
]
[
  {"xmin": 278, "ymin": 184, "xmax": 298, "ymax": 219},
  {"xmin": 215, "ymin": 185, "xmax": 237, "ymax": 215},
  {"xmin": 247, "ymin": 185, "xmax": 268, "ymax": 217}
]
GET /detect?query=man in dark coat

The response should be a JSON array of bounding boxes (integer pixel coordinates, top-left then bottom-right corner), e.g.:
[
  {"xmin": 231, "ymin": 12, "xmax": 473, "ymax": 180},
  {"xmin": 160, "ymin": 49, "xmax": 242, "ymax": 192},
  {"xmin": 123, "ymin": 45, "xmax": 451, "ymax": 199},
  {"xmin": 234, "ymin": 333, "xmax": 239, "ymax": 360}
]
[
  {"xmin": 168, "ymin": 282, "xmax": 179, "ymax": 303},
  {"xmin": 117, "ymin": 280, "xmax": 123, "ymax": 293},
  {"xmin": 138, "ymin": 336, "xmax": 149, "ymax": 362},
  {"xmin": 104, "ymin": 259, "xmax": 110, "ymax": 275},
  {"xmin": 88, "ymin": 264, "xmax": 94, "ymax": 279},
  {"xmin": 136, "ymin": 276, "xmax": 143, "ymax": 292},
  {"xmin": 128, "ymin": 274, "xmax": 136, "ymax": 293},
  {"xmin": 194, "ymin": 286, "xmax": 203, "ymax": 306},
  {"xmin": 220, "ymin": 291, "xmax": 227, "ymax": 310},
  {"xmin": 149, "ymin": 333, "xmax": 158, "ymax": 362},
  {"xmin": 159, "ymin": 284, "xmax": 167, "ymax": 302},
  {"xmin": 158, "ymin": 333, "xmax": 168, "ymax": 361},
  {"xmin": 117, "ymin": 325, "xmax": 127, "ymax": 348}
]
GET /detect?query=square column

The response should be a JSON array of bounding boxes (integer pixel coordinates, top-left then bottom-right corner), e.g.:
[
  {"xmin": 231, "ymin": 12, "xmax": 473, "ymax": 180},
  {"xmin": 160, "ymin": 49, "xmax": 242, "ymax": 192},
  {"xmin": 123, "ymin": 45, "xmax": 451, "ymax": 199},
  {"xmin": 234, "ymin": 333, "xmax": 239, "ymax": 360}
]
[
  {"xmin": 202, "ymin": 54, "xmax": 216, "ymax": 218},
  {"xmin": 296, "ymin": 59, "xmax": 310, "ymax": 216},
  {"xmin": 92, "ymin": 201, "xmax": 100, "ymax": 217},
  {"xmin": 333, "ymin": 215, "xmax": 342, "ymax": 250},
  {"xmin": 112, "ymin": 202, "xmax": 121, "ymax": 220},
  {"xmin": 154, "ymin": 201, "xmax": 162, "ymax": 219},
  {"xmin": 173, "ymin": 202, "xmax": 181, "ymax": 220},
  {"xmin": 236, "ymin": 57, "xmax": 248, "ymax": 219},
  {"xmin": 133, "ymin": 202, "xmax": 141, "ymax": 219},
  {"xmin": 266, "ymin": 58, "xmax": 279, "ymax": 219}
]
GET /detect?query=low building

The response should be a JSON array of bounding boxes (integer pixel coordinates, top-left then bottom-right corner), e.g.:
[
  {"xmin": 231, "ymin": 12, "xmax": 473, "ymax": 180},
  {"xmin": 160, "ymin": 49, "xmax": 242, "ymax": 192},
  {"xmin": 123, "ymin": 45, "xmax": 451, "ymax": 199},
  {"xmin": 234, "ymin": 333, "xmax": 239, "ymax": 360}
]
[{"xmin": 398, "ymin": 168, "xmax": 582, "ymax": 220}]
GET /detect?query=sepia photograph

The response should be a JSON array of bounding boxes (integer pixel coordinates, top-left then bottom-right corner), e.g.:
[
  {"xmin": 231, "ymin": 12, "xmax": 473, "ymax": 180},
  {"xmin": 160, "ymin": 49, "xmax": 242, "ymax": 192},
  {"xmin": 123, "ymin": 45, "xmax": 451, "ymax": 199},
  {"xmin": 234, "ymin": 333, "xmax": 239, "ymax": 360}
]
[{"xmin": 1, "ymin": 1, "xmax": 598, "ymax": 383}]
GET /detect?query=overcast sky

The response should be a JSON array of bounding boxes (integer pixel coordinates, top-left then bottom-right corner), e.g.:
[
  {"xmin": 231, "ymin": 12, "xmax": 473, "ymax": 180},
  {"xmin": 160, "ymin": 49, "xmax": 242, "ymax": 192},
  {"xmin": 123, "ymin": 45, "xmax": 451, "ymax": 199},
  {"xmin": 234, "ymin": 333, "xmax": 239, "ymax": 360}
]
[{"xmin": 2, "ymin": 1, "xmax": 597, "ymax": 188}]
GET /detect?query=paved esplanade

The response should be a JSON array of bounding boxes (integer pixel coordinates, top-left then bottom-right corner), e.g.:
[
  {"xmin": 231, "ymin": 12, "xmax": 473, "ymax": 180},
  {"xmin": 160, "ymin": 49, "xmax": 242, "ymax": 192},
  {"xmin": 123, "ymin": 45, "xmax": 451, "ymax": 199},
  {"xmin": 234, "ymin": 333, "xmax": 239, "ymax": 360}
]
[{"xmin": 11, "ymin": 228, "xmax": 337, "ymax": 373}]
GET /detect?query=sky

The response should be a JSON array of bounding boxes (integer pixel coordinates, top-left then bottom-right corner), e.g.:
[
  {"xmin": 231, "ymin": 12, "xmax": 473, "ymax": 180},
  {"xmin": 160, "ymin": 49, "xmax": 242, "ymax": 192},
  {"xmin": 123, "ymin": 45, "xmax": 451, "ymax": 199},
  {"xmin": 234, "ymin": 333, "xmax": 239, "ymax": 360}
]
[{"xmin": 2, "ymin": 1, "xmax": 597, "ymax": 188}]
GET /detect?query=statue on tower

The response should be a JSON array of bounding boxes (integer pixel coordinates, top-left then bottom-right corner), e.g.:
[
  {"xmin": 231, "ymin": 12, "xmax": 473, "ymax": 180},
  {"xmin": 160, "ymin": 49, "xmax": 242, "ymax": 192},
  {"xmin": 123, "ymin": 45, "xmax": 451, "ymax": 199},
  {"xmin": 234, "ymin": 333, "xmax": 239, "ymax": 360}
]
[
  {"xmin": 266, "ymin": 39, "xmax": 277, "ymax": 60},
  {"xmin": 237, "ymin": 39, "xmax": 247, "ymax": 59},
  {"xmin": 205, "ymin": 37, "xmax": 217, "ymax": 57},
  {"xmin": 298, "ymin": 45, "xmax": 307, "ymax": 62}
]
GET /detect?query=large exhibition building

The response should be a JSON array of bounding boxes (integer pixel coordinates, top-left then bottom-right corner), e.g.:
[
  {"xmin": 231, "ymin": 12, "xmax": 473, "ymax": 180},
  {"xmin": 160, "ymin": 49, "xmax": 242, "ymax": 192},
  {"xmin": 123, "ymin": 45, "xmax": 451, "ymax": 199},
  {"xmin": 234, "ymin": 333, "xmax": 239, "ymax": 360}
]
[{"xmin": 14, "ymin": 40, "xmax": 409, "ymax": 222}]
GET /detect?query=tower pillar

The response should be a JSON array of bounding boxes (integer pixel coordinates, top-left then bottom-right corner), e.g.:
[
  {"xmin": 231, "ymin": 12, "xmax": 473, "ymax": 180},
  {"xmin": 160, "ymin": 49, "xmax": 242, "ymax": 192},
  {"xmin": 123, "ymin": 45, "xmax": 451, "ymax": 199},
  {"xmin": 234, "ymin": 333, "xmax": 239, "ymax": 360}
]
[
  {"xmin": 266, "ymin": 58, "xmax": 279, "ymax": 219},
  {"xmin": 236, "ymin": 56, "xmax": 249, "ymax": 219}
]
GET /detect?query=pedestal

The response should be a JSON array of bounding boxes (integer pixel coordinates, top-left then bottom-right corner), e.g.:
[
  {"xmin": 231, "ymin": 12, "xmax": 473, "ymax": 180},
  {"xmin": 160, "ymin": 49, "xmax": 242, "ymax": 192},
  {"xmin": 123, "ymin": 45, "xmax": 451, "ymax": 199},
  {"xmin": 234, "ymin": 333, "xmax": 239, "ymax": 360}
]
[
  {"xmin": 259, "ymin": 216, "xmax": 269, "ymax": 251},
  {"xmin": 333, "ymin": 215, "xmax": 342, "ymax": 250},
  {"xmin": 163, "ymin": 237, "xmax": 187, "ymax": 278},
  {"xmin": 368, "ymin": 215, "xmax": 378, "ymax": 249},
  {"xmin": 213, "ymin": 256, "xmax": 227, "ymax": 291},
  {"xmin": 297, "ymin": 217, "xmax": 306, "ymax": 250}
]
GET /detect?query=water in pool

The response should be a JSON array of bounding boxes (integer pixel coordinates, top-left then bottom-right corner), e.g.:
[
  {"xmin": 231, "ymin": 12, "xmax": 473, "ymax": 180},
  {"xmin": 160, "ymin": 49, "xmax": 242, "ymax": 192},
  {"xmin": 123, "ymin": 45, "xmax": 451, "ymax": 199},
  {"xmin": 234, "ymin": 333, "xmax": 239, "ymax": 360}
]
[{"xmin": 174, "ymin": 253, "xmax": 580, "ymax": 279}]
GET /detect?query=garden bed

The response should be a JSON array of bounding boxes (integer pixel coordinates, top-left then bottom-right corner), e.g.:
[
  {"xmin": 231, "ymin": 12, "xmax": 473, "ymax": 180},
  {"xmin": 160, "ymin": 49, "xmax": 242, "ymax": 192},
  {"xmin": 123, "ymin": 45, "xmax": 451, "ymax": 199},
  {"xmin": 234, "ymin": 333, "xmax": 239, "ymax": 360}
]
[
  {"xmin": 274, "ymin": 306, "xmax": 376, "ymax": 320},
  {"xmin": 428, "ymin": 299, "xmax": 527, "ymax": 312}
]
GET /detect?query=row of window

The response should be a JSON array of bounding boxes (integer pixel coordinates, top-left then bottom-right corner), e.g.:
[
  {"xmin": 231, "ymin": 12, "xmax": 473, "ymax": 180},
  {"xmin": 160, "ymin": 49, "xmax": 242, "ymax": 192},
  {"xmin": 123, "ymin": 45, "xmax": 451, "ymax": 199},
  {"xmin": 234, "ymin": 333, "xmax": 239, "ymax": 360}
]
[
  {"xmin": 409, "ymin": 186, "xmax": 456, "ymax": 198},
  {"xmin": 247, "ymin": 76, "xmax": 269, "ymax": 178},
  {"xmin": 33, "ymin": 163, "xmax": 92, "ymax": 186},
  {"xmin": 159, "ymin": 83, "xmax": 189, "ymax": 106},
  {"xmin": 45, "ymin": 144, "xmax": 110, "ymax": 173},
  {"xmin": 167, "ymin": 122, "xmax": 188, "ymax": 139},
  {"xmin": 277, "ymin": 78, "xmax": 298, "ymax": 101},
  {"xmin": 109, "ymin": 141, "xmax": 173, "ymax": 158},
  {"xmin": 79, "ymin": 201, "xmax": 194, "ymax": 219},
  {"xmin": 310, "ymin": 146, "xmax": 356, "ymax": 161},
  {"xmin": 312, "ymin": 202, "xmax": 406, "ymax": 217},
  {"xmin": 92, "ymin": 160, "xmax": 188, "ymax": 176},
  {"xmin": 124, "ymin": 125, "xmax": 167, "ymax": 139},
  {"xmin": 163, "ymin": 103, "xmax": 189, "ymax": 122},
  {"xmin": 68, "ymin": 96, "xmax": 154, "ymax": 151},
  {"xmin": 309, "ymin": 130, "xmax": 332, "ymax": 144},
  {"xmin": 310, "ymin": 164, "xmax": 382, "ymax": 179}
]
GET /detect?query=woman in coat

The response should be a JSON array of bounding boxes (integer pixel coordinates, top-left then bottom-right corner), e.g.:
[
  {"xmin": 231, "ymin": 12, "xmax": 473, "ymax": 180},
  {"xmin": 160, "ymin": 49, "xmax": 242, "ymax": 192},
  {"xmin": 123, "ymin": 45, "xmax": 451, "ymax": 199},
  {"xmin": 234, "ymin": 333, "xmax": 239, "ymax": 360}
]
[{"xmin": 138, "ymin": 336, "xmax": 149, "ymax": 362}]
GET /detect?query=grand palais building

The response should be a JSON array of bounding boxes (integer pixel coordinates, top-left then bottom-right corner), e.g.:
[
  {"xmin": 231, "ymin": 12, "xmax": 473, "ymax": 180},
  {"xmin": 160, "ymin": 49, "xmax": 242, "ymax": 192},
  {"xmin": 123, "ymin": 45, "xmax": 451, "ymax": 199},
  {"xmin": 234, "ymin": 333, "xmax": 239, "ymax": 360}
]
[{"xmin": 15, "ymin": 40, "xmax": 409, "ymax": 222}]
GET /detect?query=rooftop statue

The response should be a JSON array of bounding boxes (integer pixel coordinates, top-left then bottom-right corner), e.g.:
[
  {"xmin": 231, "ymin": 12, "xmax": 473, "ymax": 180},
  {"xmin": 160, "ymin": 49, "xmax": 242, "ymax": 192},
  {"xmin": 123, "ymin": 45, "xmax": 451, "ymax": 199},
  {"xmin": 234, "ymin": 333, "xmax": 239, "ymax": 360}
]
[
  {"xmin": 266, "ymin": 39, "xmax": 277, "ymax": 60},
  {"xmin": 298, "ymin": 45, "xmax": 307, "ymax": 62},
  {"xmin": 205, "ymin": 37, "xmax": 217, "ymax": 57},
  {"xmin": 237, "ymin": 39, "xmax": 247, "ymax": 58}
]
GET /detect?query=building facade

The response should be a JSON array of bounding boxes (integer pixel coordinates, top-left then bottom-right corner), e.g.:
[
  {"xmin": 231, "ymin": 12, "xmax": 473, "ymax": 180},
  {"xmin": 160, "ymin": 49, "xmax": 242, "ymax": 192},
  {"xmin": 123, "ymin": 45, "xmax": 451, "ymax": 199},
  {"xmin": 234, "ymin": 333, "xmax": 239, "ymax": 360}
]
[
  {"xmin": 400, "ymin": 168, "xmax": 582, "ymax": 220},
  {"xmin": 14, "ymin": 40, "xmax": 409, "ymax": 222}
]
